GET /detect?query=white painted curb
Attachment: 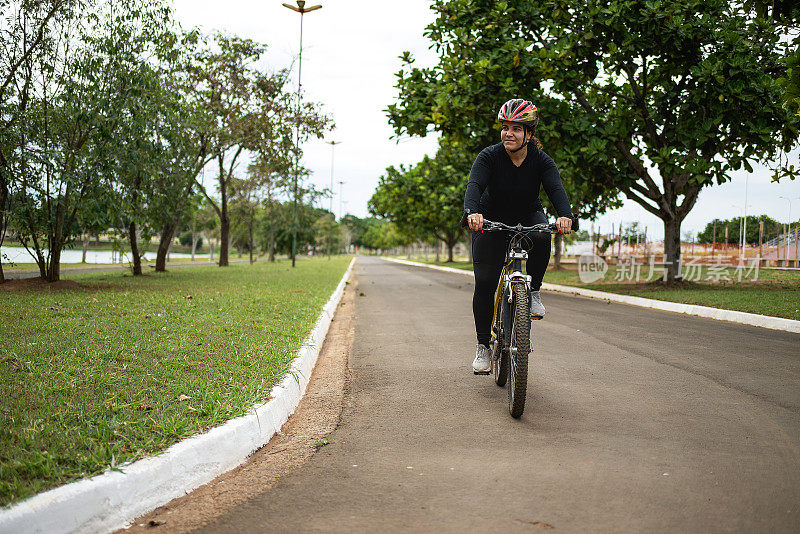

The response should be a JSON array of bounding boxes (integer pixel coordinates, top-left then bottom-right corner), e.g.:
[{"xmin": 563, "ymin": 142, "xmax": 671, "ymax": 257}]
[
  {"xmin": 382, "ymin": 257, "xmax": 800, "ymax": 334},
  {"xmin": 0, "ymin": 257, "xmax": 357, "ymax": 534}
]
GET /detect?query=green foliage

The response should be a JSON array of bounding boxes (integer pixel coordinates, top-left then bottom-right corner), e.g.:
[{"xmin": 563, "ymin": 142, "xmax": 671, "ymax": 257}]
[
  {"xmin": 1, "ymin": 0, "xmax": 172, "ymax": 279},
  {"xmin": 368, "ymin": 140, "xmax": 468, "ymax": 260},
  {"xmin": 256, "ymin": 199, "xmax": 334, "ymax": 256},
  {"xmin": 313, "ymin": 213, "xmax": 342, "ymax": 254},
  {"xmin": 696, "ymin": 215, "xmax": 789, "ymax": 244},
  {"xmin": 621, "ymin": 222, "xmax": 647, "ymax": 243},
  {"xmin": 0, "ymin": 1, "xmax": 331, "ymax": 277},
  {"xmin": 389, "ymin": 0, "xmax": 800, "ymax": 281},
  {"xmin": 343, "ymin": 216, "xmax": 409, "ymax": 250}
]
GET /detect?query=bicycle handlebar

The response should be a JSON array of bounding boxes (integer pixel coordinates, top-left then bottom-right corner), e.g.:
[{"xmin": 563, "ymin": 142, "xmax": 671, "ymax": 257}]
[{"xmin": 480, "ymin": 218, "xmax": 579, "ymax": 234}]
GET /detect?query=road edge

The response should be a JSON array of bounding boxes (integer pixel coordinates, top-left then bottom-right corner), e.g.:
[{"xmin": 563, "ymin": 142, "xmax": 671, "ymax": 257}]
[
  {"xmin": 382, "ymin": 257, "xmax": 800, "ymax": 334},
  {"xmin": 0, "ymin": 257, "xmax": 357, "ymax": 534}
]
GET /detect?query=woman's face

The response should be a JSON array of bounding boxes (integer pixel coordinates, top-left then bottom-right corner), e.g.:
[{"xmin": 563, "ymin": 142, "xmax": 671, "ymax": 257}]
[{"xmin": 500, "ymin": 121, "xmax": 528, "ymax": 151}]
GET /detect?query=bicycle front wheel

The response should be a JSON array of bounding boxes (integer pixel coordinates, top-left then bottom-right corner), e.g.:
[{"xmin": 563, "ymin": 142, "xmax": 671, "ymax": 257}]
[
  {"xmin": 492, "ymin": 336, "xmax": 508, "ymax": 387},
  {"xmin": 508, "ymin": 283, "xmax": 530, "ymax": 418}
]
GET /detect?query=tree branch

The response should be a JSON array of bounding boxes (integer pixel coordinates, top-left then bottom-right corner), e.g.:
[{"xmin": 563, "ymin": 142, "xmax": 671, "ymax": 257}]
[
  {"xmin": 677, "ymin": 185, "xmax": 701, "ymax": 220},
  {"xmin": 623, "ymin": 61, "xmax": 666, "ymax": 149},
  {"xmin": 0, "ymin": 0, "xmax": 69, "ymax": 100},
  {"xmin": 620, "ymin": 185, "xmax": 664, "ymax": 219}
]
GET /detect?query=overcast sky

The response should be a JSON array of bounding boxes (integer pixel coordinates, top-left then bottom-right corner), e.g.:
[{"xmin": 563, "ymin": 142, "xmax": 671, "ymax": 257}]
[{"xmin": 173, "ymin": 0, "xmax": 799, "ymax": 240}]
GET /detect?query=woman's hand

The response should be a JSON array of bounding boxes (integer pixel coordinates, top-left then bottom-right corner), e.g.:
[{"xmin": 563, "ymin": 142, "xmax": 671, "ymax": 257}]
[
  {"xmin": 556, "ymin": 217, "xmax": 572, "ymax": 234},
  {"xmin": 467, "ymin": 213, "xmax": 484, "ymax": 231}
]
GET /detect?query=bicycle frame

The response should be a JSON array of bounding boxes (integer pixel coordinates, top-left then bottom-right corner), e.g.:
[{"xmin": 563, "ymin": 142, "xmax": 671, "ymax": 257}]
[
  {"xmin": 486, "ymin": 222, "xmax": 552, "ymax": 346},
  {"xmin": 490, "ymin": 243, "xmax": 531, "ymax": 342},
  {"xmin": 472, "ymin": 218, "xmax": 572, "ymax": 418}
]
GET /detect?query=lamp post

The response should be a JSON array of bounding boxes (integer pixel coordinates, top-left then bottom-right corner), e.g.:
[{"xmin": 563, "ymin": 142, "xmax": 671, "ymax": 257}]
[
  {"xmin": 732, "ymin": 203, "xmax": 750, "ymax": 259},
  {"xmin": 325, "ymin": 140, "xmax": 340, "ymax": 258},
  {"xmin": 326, "ymin": 140, "xmax": 341, "ymax": 218},
  {"xmin": 741, "ymin": 173, "xmax": 749, "ymax": 260},
  {"xmin": 338, "ymin": 179, "xmax": 345, "ymax": 220},
  {"xmin": 283, "ymin": 0, "xmax": 322, "ymax": 267}
]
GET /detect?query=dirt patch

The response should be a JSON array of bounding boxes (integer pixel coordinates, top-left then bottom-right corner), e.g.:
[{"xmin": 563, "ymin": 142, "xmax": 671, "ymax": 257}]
[
  {"xmin": 0, "ymin": 278, "xmax": 87, "ymax": 292},
  {"xmin": 117, "ymin": 278, "xmax": 357, "ymax": 533}
]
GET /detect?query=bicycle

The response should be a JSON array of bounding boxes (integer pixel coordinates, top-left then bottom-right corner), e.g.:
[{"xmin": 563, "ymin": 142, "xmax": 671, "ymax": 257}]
[{"xmin": 479, "ymin": 219, "xmax": 576, "ymax": 418}]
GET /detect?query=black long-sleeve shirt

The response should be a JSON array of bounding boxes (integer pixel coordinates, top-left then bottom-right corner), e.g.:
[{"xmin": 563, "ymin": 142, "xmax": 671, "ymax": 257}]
[{"xmin": 464, "ymin": 143, "xmax": 572, "ymax": 225}]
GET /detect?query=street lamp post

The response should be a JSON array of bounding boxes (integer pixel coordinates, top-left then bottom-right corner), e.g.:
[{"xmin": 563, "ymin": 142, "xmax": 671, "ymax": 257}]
[
  {"xmin": 326, "ymin": 140, "xmax": 341, "ymax": 217},
  {"xmin": 338, "ymin": 179, "xmax": 345, "ymax": 220},
  {"xmin": 283, "ymin": 0, "xmax": 322, "ymax": 268},
  {"xmin": 326, "ymin": 140, "xmax": 340, "ymax": 258},
  {"xmin": 732, "ymin": 203, "xmax": 750, "ymax": 259},
  {"xmin": 741, "ymin": 173, "xmax": 749, "ymax": 260}
]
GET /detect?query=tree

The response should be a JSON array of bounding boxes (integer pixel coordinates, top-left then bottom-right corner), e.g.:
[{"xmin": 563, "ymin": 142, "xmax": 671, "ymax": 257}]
[
  {"xmin": 0, "ymin": 0, "xmax": 77, "ymax": 281},
  {"xmin": 312, "ymin": 213, "xmax": 341, "ymax": 255},
  {"xmin": 696, "ymin": 215, "xmax": 784, "ymax": 245},
  {"xmin": 746, "ymin": 1, "xmax": 800, "ymax": 115},
  {"xmin": 3, "ymin": 0, "xmax": 171, "ymax": 281},
  {"xmin": 388, "ymin": 0, "xmax": 800, "ymax": 281},
  {"xmin": 258, "ymin": 194, "xmax": 328, "ymax": 257},
  {"xmin": 150, "ymin": 28, "xmax": 215, "ymax": 273},
  {"xmin": 369, "ymin": 140, "xmax": 469, "ymax": 262},
  {"xmin": 191, "ymin": 33, "xmax": 331, "ymax": 267},
  {"xmin": 244, "ymin": 154, "xmax": 292, "ymax": 263},
  {"xmin": 356, "ymin": 217, "xmax": 409, "ymax": 252}
]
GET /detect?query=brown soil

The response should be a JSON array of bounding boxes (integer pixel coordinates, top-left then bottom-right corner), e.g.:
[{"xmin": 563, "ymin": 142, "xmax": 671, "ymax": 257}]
[
  {"xmin": 0, "ymin": 277, "xmax": 122, "ymax": 292},
  {"xmin": 117, "ymin": 278, "xmax": 357, "ymax": 533},
  {"xmin": 0, "ymin": 278, "xmax": 85, "ymax": 292}
]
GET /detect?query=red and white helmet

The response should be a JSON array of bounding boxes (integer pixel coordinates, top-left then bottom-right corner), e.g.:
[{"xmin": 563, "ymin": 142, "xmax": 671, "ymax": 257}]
[{"xmin": 497, "ymin": 99, "xmax": 539, "ymax": 128}]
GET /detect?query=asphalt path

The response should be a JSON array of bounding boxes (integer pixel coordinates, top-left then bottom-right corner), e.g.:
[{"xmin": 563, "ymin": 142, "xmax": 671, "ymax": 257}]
[{"xmin": 200, "ymin": 256, "xmax": 800, "ymax": 533}]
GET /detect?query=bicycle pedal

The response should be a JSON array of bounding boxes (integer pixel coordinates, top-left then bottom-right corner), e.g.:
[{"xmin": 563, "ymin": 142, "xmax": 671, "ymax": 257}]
[
  {"xmin": 473, "ymin": 370, "xmax": 491, "ymax": 375},
  {"xmin": 531, "ymin": 315, "xmax": 544, "ymax": 320}
]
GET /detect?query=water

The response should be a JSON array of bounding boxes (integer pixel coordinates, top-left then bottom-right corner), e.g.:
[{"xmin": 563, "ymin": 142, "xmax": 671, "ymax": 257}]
[{"xmin": 1, "ymin": 246, "xmax": 209, "ymax": 264}]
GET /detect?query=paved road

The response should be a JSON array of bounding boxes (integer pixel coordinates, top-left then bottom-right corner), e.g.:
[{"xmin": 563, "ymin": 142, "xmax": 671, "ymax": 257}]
[{"xmin": 201, "ymin": 256, "xmax": 800, "ymax": 533}]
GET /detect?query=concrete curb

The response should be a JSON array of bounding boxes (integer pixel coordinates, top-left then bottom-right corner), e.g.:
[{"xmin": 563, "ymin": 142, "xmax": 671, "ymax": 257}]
[
  {"xmin": 0, "ymin": 257, "xmax": 357, "ymax": 534},
  {"xmin": 382, "ymin": 257, "xmax": 800, "ymax": 334}
]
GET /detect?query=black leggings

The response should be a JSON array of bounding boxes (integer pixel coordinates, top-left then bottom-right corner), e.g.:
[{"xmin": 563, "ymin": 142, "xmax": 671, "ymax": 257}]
[{"xmin": 471, "ymin": 219, "xmax": 551, "ymax": 347}]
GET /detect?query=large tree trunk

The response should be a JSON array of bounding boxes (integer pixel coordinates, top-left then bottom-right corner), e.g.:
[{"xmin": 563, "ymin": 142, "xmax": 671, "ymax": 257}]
[
  {"xmin": 248, "ymin": 215, "xmax": 254, "ymax": 264},
  {"xmin": 191, "ymin": 220, "xmax": 197, "ymax": 261},
  {"xmin": 553, "ymin": 233, "xmax": 563, "ymax": 270},
  {"xmin": 446, "ymin": 235, "xmax": 457, "ymax": 263},
  {"xmin": 663, "ymin": 216, "xmax": 682, "ymax": 282},
  {"xmin": 0, "ymin": 176, "xmax": 8, "ymax": 282},
  {"xmin": 269, "ymin": 218, "xmax": 275, "ymax": 262},
  {"xmin": 219, "ymin": 208, "xmax": 229, "ymax": 267},
  {"xmin": 81, "ymin": 232, "xmax": 90, "ymax": 262},
  {"xmin": 46, "ymin": 244, "xmax": 62, "ymax": 282},
  {"xmin": 155, "ymin": 220, "xmax": 177, "ymax": 272},
  {"xmin": 129, "ymin": 221, "xmax": 142, "ymax": 275}
]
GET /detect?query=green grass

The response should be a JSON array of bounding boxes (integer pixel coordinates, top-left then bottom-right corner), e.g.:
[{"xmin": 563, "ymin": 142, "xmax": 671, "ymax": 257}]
[
  {"xmin": 0, "ymin": 256, "xmax": 352, "ymax": 507},
  {"xmin": 402, "ymin": 257, "xmax": 800, "ymax": 320}
]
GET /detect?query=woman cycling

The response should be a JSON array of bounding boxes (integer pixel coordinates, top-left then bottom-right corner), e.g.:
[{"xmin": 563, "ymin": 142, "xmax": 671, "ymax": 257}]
[{"xmin": 464, "ymin": 99, "xmax": 574, "ymax": 374}]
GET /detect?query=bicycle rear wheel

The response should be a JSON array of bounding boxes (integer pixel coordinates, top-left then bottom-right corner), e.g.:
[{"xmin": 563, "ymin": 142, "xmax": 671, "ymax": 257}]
[{"xmin": 508, "ymin": 283, "xmax": 530, "ymax": 418}]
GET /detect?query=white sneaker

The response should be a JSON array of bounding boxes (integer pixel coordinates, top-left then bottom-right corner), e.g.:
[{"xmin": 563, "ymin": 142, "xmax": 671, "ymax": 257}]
[
  {"xmin": 472, "ymin": 344, "xmax": 491, "ymax": 374},
  {"xmin": 530, "ymin": 291, "xmax": 545, "ymax": 319}
]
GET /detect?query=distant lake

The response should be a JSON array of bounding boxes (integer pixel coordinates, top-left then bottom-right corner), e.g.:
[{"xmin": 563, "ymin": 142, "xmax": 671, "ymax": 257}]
[{"xmin": 1, "ymin": 246, "xmax": 209, "ymax": 264}]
